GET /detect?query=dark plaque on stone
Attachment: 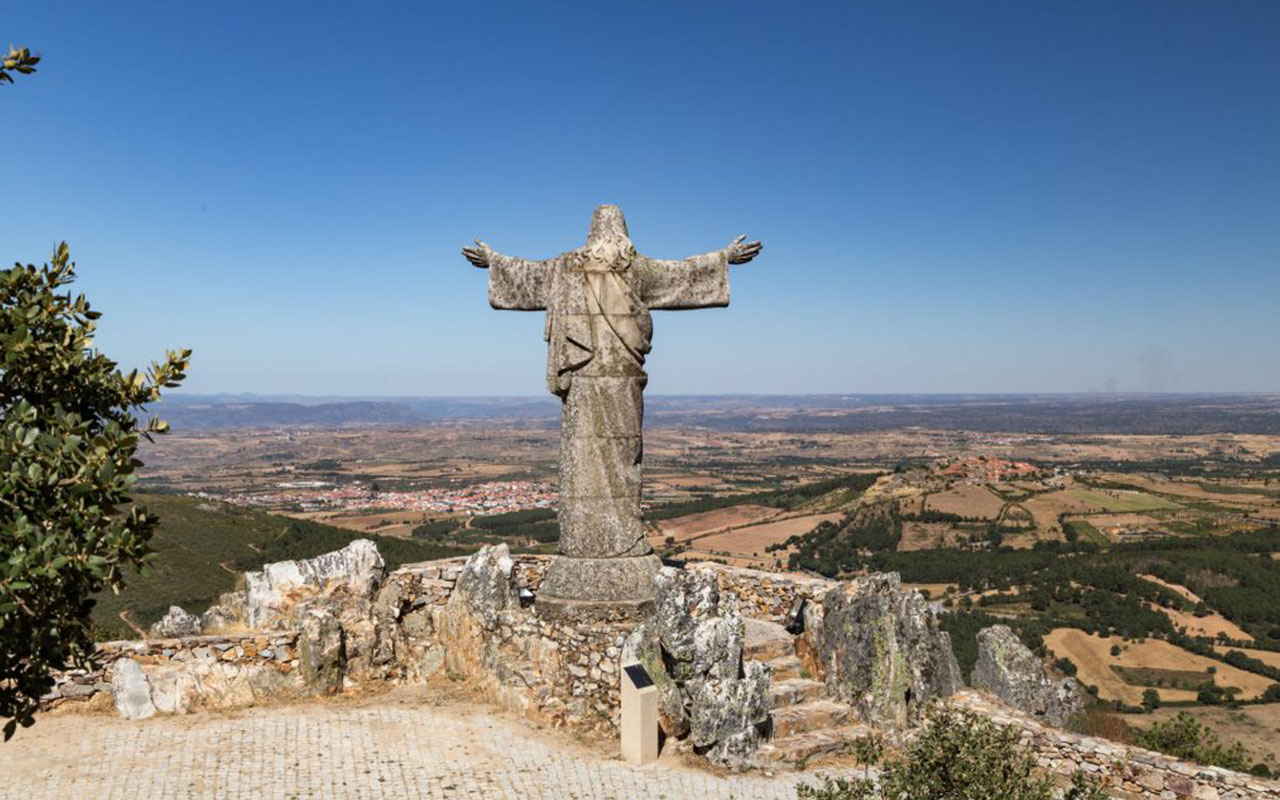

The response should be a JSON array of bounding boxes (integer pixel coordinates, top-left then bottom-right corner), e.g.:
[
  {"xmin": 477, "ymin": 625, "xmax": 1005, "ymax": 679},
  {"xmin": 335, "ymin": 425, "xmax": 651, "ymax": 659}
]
[{"xmin": 624, "ymin": 663, "xmax": 653, "ymax": 690}]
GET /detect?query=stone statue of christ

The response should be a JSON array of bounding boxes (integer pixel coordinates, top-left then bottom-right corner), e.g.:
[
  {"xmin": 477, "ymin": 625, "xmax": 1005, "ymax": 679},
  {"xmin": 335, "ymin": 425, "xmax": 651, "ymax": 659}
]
[{"xmin": 463, "ymin": 205, "xmax": 761, "ymax": 617}]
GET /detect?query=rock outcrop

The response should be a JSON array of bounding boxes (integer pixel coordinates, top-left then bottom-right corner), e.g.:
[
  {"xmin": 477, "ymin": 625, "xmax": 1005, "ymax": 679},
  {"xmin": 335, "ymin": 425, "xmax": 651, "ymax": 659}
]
[
  {"xmin": 807, "ymin": 572, "xmax": 961, "ymax": 727},
  {"xmin": 150, "ymin": 606, "xmax": 201, "ymax": 638},
  {"xmin": 243, "ymin": 538, "xmax": 386, "ymax": 628},
  {"xmin": 624, "ymin": 567, "xmax": 771, "ymax": 769},
  {"xmin": 972, "ymin": 625, "xmax": 1083, "ymax": 727}
]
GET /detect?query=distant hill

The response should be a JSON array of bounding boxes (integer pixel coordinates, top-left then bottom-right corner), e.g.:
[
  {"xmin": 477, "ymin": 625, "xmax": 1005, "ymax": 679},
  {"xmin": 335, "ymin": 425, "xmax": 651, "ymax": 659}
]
[
  {"xmin": 91, "ymin": 493, "xmax": 470, "ymax": 639},
  {"xmin": 154, "ymin": 393, "xmax": 1280, "ymax": 435}
]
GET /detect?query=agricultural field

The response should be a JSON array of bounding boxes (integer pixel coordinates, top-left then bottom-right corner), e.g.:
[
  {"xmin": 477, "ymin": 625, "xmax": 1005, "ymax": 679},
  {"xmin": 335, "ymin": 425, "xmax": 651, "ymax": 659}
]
[
  {"xmin": 1156, "ymin": 604, "xmax": 1254, "ymax": 642},
  {"xmin": 1044, "ymin": 629, "xmax": 1272, "ymax": 705},
  {"xmin": 1069, "ymin": 488, "xmax": 1181, "ymax": 513},
  {"xmin": 653, "ymin": 504, "xmax": 778, "ymax": 544},
  {"xmin": 924, "ymin": 485, "xmax": 1005, "ymax": 519},
  {"xmin": 684, "ymin": 512, "xmax": 844, "ymax": 568}
]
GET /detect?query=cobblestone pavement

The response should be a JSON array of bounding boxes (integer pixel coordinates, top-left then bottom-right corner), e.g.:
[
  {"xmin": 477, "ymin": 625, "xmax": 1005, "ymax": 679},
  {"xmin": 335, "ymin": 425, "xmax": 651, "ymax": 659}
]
[{"xmin": 1, "ymin": 696, "xmax": 843, "ymax": 800}]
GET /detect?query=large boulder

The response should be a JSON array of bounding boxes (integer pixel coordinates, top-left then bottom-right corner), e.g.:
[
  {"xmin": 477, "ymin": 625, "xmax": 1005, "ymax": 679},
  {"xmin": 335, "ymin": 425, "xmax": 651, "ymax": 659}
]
[
  {"xmin": 810, "ymin": 572, "xmax": 961, "ymax": 727},
  {"xmin": 149, "ymin": 606, "xmax": 201, "ymax": 638},
  {"xmin": 452, "ymin": 543, "xmax": 518, "ymax": 627},
  {"xmin": 243, "ymin": 538, "xmax": 386, "ymax": 628},
  {"xmin": 111, "ymin": 658, "xmax": 156, "ymax": 720},
  {"xmin": 623, "ymin": 566, "xmax": 771, "ymax": 769},
  {"xmin": 972, "ymin": 625, "xmax": 1082, "ymax": 727}
]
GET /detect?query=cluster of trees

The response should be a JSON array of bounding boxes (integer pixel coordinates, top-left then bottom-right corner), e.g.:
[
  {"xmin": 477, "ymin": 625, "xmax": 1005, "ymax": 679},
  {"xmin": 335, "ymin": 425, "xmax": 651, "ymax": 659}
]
[
  {"xmin": 412, "ymin": 507, "xmax": 560, "ymax": 547},
  {"xmin": 784, "ymin": 501, "xmax": 902, "ymax": 574}
]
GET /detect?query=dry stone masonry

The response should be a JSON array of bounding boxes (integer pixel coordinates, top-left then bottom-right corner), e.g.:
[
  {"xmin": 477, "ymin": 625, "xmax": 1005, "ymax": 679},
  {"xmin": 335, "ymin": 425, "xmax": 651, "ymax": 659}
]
[{"xmin": 41, "ymin": 539, "xmax": 1280, "ymax": 794}]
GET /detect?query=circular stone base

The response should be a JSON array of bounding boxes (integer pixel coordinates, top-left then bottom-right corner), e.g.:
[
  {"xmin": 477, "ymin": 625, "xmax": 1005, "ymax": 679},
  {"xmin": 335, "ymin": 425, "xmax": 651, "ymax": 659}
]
[{"xmin": 535, "ymin": 554, "xmax": 661, "ymax": 622}]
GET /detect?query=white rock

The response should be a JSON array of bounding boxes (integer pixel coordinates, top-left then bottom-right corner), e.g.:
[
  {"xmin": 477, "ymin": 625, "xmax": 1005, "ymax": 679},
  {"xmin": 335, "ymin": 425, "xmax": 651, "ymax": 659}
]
[
  {"xmin": 111, "ymin": 659, "xmax": 156, "ymax": 720},
  {"xmin": 243, "ymin": 539, "xmax": 386, "ymax": 627}
]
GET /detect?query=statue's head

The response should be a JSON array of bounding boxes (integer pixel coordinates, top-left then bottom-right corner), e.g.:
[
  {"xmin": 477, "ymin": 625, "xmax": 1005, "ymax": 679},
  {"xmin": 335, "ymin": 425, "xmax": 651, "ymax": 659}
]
[{"xmin": 582, "ymin": 204, "xmax": 634, "ymax": 272}]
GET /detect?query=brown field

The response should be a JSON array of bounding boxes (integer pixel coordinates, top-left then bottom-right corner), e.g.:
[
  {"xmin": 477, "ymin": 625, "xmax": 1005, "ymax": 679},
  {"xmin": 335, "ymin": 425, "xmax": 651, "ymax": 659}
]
[
  {"xmin": 293, "ymin": 508, "xmax": 434, "ymax": 539},
  {"xmin": 1102, "ymin": 474, "xmax": 1277, "ymax": 511},
  {"xmin": 1044, "ymin": 629, "xmax": 1273, "ymax": 704},
  {"xmin": 1131, "ymin": 704, "xmax": 1280, "ymax": 768},
  {"xmin": 1023, "ymin": 489, "xmax": 1107, "ymax": 533},
  {"xmin": 899, "ymin": 521, "xmax": 969, "ymax": 551},
  {"xmin": 680, "ymin": 551, "xmax": 777, "ymax": 569},
  {"xmin": 1086, "ymin": 514, "xmax": 1167, "ymax": 539},
  {"xmin": 925, "ymin": 485, "xmax": 1005, "ymax": 519},
  {"xmin": 1140, "ymin": 575, "xmax": 1204, "ymax": 604},
  {"xmin": 1152, "ymin": 603, "xmax": 1254, "ymax": 642},
  {"xmin": 1211, "ymin": 645, "xmax": 1280, "ymax": 670},
  {"xmin": 694, "ymin": 513, "xmax": 845, "ymax": 558},
  {"xmin": 654, "ymin": 504, "xmax": 778, "ymax": 544}
]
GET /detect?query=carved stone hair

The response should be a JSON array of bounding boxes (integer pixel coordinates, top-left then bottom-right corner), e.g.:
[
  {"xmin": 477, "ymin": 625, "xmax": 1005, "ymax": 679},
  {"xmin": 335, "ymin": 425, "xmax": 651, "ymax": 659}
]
[{"xmin": 581, "ymin": 204, "xmax": 635, "ymax": 272}]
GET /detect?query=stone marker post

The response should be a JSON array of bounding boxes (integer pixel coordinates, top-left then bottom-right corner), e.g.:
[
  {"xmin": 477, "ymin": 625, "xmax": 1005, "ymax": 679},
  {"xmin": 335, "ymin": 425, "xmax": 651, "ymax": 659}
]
[
  {"xmin": 621, "ymin": 663, "xmax": 659, "ymax": 766},
  {"xmin": 462, "ymin": 206, "xmax": 761, "ymax": 618}
]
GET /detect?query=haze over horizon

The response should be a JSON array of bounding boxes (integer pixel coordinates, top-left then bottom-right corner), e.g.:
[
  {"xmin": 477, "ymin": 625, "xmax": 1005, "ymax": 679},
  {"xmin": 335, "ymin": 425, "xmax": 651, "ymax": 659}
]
[{"xmin": 4, "ymin": 2, "xmax": 1278, "ymax": 396}]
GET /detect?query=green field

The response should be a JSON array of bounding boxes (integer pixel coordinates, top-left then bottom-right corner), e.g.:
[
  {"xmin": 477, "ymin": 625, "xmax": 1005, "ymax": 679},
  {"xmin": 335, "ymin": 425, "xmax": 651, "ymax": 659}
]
[
  {"xmin": 1111, "ymin": 665, "xmax": 1215, "ymax": 691},
  {"xmin": 1071, "ymin": 488, "xmax": 1181, "ymax": 513},
  {"xmin": 1064, "ymin": 518, "xmax": 1109, "ymax": 544},
  {"xmin": 91, "ymin": 493, "xmax": 470, "ymax": 639}
]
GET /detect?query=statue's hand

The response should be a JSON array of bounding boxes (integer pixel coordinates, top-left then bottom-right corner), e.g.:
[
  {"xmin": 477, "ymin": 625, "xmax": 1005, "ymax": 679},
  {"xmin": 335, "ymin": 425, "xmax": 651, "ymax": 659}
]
[
  {"xmin": 726, "ymin": 234, "xmax": 762, "ymax": 265},
  {"xmin": 462, "ymin": 238, "xmax": 494, "ymax": 269}
]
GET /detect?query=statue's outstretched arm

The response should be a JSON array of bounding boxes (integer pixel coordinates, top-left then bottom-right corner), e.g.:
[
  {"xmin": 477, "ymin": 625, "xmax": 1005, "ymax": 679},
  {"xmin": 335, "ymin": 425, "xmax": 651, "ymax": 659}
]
[
  {"xmin": 463, "ymin": 238, "xmax": 557, "ymax": 310},
  {"xmin": 636, "ymin": 235, "xmax": 758, "ymax": 311}
]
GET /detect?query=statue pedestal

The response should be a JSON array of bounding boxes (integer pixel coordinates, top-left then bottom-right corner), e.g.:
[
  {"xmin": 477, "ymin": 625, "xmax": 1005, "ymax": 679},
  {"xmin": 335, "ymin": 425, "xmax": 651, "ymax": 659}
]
[{"xmin": 535, "ymin": 553, "xmax": 660, "ymax": 622}]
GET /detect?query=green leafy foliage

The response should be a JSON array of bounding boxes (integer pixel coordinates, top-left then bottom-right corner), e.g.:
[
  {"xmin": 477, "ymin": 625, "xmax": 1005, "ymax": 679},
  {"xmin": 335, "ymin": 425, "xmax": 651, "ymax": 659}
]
[
  {"xmin": 798, "ymin": 708, "xmax": 1110, "ymax": 800},
  {"xmin": 1142, "ymin": 688, "xmax": 1161, "ymax": 711},
  {"xmin": 1133, "ymin": 712, "xmax": 1250, "ymax": 771},
  {"xmin": 0, "ymin": 45, "xmax": 40, "ymax": 85},
  {"xmin": 0, "ymin": 244, "xmax": 190, "ymax": 738}
]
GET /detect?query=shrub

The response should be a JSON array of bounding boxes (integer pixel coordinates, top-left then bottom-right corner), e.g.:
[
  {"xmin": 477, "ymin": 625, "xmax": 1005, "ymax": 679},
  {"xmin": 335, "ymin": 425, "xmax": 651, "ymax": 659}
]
[
  {"xmin": 1133, "ymin": 712, "xmax": 1250, "ymax": 772},
  {"xmin": 1142, "ymin": 688, "xmax": 1161, "ymax": 712},
  {"xmin": 799, "ymin": 707, "xmax": 1108, "ymax": 800}
]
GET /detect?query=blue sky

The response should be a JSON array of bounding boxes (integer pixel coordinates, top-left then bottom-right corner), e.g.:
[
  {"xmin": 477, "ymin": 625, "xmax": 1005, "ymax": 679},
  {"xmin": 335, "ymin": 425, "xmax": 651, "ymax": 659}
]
[{"xmin": 3, "ymin": 1, "xmax": 1278, "ymax": 395}]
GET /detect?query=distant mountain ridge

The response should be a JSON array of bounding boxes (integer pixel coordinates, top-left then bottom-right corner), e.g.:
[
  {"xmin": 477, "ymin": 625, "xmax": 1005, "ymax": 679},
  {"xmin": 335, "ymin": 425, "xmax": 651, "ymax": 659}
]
[{"xmin": 154, "ymin": 393, "xmax": 1280, "ymax": 435}]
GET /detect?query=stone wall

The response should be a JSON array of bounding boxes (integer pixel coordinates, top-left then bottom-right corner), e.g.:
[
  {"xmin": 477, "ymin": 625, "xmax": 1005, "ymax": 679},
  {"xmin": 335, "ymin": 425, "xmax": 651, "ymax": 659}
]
[
  {"xmin": 958, "ymin": 691, "xmax": 1280, "ymax": 800},
  {"xmin": 48, "ymin": 545, "xmax": 1280, "ymax": 792},
  {"xmin": 691, "ymin": 561, "xmax": 835, "ymax": 622},
  {"xmin": 46, "ymin": 632, "xmax": 301, "ymax": 717}
]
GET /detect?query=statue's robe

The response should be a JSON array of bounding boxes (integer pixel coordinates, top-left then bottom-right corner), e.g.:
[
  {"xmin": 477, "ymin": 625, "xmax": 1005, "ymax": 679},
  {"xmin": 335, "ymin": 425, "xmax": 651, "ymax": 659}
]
[{"xmin": 486, "ymin": 250, "xmax": 730, "ymax": 574}]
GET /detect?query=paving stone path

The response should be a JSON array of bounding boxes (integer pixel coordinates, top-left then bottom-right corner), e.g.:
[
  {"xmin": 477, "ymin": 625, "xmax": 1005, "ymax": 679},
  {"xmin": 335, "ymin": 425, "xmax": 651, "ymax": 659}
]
[{"xmin": 1, "ymin": 697, "xmax": 846, "ymax": 800}]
